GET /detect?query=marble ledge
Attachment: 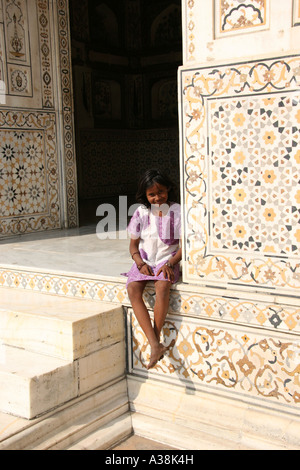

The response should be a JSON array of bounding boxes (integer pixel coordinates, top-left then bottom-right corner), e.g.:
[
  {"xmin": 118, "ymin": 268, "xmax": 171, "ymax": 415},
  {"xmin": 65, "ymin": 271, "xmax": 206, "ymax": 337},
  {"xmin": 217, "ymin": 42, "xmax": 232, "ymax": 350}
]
[{"xmin": 0, "ymin": 262, "xmax": 300, "ymax": 309}]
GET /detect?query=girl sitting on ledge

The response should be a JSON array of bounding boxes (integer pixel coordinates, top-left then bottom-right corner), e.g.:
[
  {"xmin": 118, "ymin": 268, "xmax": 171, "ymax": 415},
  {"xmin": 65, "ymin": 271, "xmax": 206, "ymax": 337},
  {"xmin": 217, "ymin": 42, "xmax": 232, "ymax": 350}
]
[{"xmin": 122, "ymin": 169, "xmax": 181, "ymax": 369}]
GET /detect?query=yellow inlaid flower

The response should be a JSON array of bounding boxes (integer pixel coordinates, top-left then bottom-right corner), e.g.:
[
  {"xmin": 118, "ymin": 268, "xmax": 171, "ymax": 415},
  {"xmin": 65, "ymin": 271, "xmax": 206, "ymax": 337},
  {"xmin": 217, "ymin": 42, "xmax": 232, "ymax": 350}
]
[
  {"xmin": 294, "ymin": 149, "xmax": 300, "ymax": 164},
  {"xmin": 263, "ymin": 131, "xmax": 276, "ymax": 145},
  {"xmin": 262, "ymin": 169, "xmax": 277, "ymax": 183},
  {"xmin": 233, "ymin": 113, "xmax": 246, "ymax": 127},
  {"xmin": 263, "ymin": 208, "xmax": 276, "ymax": 221},
  {"xmin": 263, "ymin": 97, "xmax": 276, "ymax": 106},
  {"xmin": 233, "ymin": 151, "xmax": 246, "ymax": 164},
  {"xmin": 234, "ymin": 225, "xmax": 246, "ymax": 238},
  {"xmin": 234, "ymin": 188, "xmax": 246, "ymax": 201}
]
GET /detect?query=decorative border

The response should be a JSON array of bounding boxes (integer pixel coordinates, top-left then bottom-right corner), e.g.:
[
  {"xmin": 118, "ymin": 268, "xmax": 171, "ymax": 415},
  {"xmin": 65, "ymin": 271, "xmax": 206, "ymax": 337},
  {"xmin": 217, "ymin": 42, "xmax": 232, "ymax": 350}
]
[
  {"xmin": 179, "ymin": 55, "xmax": 300, "ymax": 294},
  {"xmin": 56, "ymin": 0, "xmax": 78, "ymax": 228},
  {"xmin": 185, "ymin": 0, "xmax": 196, "ymax": 62},
  {"xmin": 37, "ymin": 0, "xmax": 54, "ymax": 108},
  {"xmin": 1, "ymin": 267, "xmax": 300, "ymax": 334}
]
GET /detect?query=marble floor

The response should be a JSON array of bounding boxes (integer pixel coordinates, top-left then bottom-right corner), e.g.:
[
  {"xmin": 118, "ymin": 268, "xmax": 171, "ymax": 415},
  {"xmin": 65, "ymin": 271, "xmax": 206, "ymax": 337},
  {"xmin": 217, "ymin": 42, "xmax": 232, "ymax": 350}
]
[{"xmin": 0, "ymin": 225, "xmax": 133, "ymax": 279}]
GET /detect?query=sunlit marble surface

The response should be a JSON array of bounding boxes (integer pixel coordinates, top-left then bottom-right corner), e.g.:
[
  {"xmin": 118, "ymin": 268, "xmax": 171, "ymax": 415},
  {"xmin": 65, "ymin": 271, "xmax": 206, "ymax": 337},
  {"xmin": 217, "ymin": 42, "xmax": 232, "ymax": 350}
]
[{"xmin": 0, "ymin": 226, "xmax": 132, "ymax": 279}]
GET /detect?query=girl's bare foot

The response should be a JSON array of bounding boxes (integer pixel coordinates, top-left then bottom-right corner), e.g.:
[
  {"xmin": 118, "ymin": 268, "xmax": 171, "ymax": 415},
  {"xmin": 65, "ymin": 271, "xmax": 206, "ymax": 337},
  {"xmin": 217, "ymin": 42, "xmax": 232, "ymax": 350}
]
[{"xmin": 147, "ymin": 343, "xmax": 167, "ymax": 370}]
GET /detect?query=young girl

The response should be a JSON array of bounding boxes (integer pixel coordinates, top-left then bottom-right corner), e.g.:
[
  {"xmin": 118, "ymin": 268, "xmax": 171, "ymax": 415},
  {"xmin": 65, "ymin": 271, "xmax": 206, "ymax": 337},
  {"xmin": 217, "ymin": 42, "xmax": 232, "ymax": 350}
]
[{"xmin": 123, "ymin": 169, "xmax": 181, "ymax": 370}]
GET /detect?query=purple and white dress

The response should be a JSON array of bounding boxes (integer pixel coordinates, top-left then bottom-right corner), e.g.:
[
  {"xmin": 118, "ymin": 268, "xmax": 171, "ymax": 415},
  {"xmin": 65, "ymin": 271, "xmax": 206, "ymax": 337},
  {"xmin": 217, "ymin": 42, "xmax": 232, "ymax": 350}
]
[{"xmin": 122, "ymin": 202, "xmax": 181, "ymax": 286}]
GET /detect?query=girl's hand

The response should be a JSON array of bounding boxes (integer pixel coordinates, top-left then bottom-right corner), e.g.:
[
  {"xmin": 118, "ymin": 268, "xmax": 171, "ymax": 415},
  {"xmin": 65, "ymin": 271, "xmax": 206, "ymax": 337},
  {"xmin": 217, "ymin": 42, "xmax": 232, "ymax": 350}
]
[
  {"xmin": 139, "ymin": 263, "xmax": 154, "ymax": 276},
  {"xmin": 157, "ymin": 263, "xmax": 174, "ymax": 282}
]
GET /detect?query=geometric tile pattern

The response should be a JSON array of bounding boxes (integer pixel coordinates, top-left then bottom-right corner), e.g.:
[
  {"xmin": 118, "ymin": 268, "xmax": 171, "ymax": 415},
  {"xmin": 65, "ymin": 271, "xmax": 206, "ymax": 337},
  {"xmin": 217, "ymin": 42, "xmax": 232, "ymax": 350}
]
[
  {"xmin": 0, "ymin": 110, "xmax": 60, "ymax": 235},
  {"xmin": 210, "ymin": 94, "xmax": 300, "ymax": 256},
  {"xmin": 129, "ymin": 310, "xmax": 300, "ymax": 412},
  {"xmin": 180, "ymin": 55, "xmax": 300, "ymax": 293},
  {"xmin": 0, "ymin": 128, "xmax": 47, "ymax": 216}
]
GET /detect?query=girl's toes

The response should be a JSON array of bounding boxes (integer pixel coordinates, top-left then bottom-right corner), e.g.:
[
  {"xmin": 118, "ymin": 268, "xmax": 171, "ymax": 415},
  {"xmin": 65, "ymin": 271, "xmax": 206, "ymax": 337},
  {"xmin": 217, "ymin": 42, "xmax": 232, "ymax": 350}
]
[{"xmin": 147, "ymin": 345, "xmax": 167, "ymax": 370}]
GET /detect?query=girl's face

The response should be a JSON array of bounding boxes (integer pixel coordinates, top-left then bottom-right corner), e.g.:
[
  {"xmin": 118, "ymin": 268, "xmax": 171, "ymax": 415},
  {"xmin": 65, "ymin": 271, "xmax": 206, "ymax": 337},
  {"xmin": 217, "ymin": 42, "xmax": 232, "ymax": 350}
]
[{"xmin": 146, "ymin": 183, "xmax": 169, "ymax": 206}]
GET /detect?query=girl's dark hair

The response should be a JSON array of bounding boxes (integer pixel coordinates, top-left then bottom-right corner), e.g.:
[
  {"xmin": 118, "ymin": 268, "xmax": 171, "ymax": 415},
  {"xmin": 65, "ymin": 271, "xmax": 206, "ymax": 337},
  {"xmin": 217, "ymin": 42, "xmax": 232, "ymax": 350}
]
[{"xmin": 136, "ymin": 168, "xmax": 177, "ymax": 208}]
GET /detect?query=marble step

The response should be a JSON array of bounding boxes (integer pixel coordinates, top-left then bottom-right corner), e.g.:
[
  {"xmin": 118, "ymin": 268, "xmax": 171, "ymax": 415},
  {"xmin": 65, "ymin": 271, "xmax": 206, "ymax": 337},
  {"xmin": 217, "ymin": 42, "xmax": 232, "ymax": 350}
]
[
  {"xmin": 66, "ymin": 412, "xmax": 132, "ymax": 450},
  {"xmin": 0, "ymin": 337, "xmax": 126, "ymax": 421},
  {"xmin": 0, "ymin": 344, "xmax": 77, "ymax": 419},
  {"xmin": 0, "ymin": 378, "xmax": 130, "ymax": 450},
  {"xmin": 0, "ymin": 287, "xmax": 123, "ymax": 360},
  {"xmin": 0, "ymin": 288, "xmax": 126, "ymax": 420}
]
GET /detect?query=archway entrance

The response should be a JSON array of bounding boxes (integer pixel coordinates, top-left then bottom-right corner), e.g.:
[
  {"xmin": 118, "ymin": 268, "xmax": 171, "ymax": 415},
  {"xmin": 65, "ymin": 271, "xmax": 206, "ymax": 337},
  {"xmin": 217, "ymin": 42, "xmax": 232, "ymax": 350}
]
[{"xmin": 69, "ymin": 0, "xmax": 182, "ymax": 227}]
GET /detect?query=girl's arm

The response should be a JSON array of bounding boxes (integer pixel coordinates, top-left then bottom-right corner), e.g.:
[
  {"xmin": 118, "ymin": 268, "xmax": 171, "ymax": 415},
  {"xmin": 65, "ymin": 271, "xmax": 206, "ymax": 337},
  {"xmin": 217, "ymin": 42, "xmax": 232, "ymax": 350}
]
[
  {"xmin": 168, "ymin": 247, "xmax": 182, "ymax": 268},
  {"xmin": 129, "ymin": 238, "xmax": 154, "ymax": 276}
]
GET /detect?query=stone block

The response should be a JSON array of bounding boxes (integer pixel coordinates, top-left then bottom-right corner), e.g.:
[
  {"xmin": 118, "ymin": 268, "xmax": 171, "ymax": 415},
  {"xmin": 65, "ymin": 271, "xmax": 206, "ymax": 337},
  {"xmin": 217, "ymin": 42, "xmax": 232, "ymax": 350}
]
[
  {"xmin": 0, "ymin": 345, "xmax": 77, "ymax": 419},
  {"xmin": 78, "ymin": 341, "xmax": 126, "ymax": 395},
  {"xmin": 0, "ymin": 287, "xmax": 124, "ymax": 360}
]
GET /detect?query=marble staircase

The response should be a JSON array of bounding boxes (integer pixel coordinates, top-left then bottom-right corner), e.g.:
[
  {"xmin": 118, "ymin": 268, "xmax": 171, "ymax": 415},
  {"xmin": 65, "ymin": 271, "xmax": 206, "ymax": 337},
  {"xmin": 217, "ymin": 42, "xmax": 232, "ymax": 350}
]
[{"xmin": 0, "ymin": 287, "xmax": 132, "ymax": 450}]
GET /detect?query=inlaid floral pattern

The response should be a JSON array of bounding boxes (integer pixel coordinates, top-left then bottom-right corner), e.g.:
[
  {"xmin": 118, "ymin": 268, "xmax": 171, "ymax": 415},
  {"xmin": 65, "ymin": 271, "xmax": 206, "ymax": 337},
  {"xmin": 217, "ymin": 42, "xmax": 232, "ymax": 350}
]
[
  {"xmin": 217, "ymin": 0, "xmax": 268, "ymax": 35},
  {"xmin": 180, "ymin": 55, "xmax": 300, "ymax": 293},
  {"xmin": 129, "ymin": 310, "xmax": 300, "ymax": 411}
]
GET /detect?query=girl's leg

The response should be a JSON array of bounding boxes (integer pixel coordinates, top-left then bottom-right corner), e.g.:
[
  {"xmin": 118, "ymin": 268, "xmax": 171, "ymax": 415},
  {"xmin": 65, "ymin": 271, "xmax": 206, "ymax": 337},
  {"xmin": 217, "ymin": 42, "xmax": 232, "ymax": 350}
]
[
  {"xmin": 127, "ymin": 281, "xmax": 165, "ymax": 369},
  {"xmin": 153, "ymin": 280, "xmax": 171, "ymax": 341}
]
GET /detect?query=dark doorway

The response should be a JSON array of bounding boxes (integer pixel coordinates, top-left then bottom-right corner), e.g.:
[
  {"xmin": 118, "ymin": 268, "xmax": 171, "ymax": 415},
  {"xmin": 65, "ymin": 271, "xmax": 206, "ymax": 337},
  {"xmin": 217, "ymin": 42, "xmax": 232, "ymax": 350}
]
[{"xmin": 69, "ymin": 0, "xmax": 182, "ymax": 226}]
